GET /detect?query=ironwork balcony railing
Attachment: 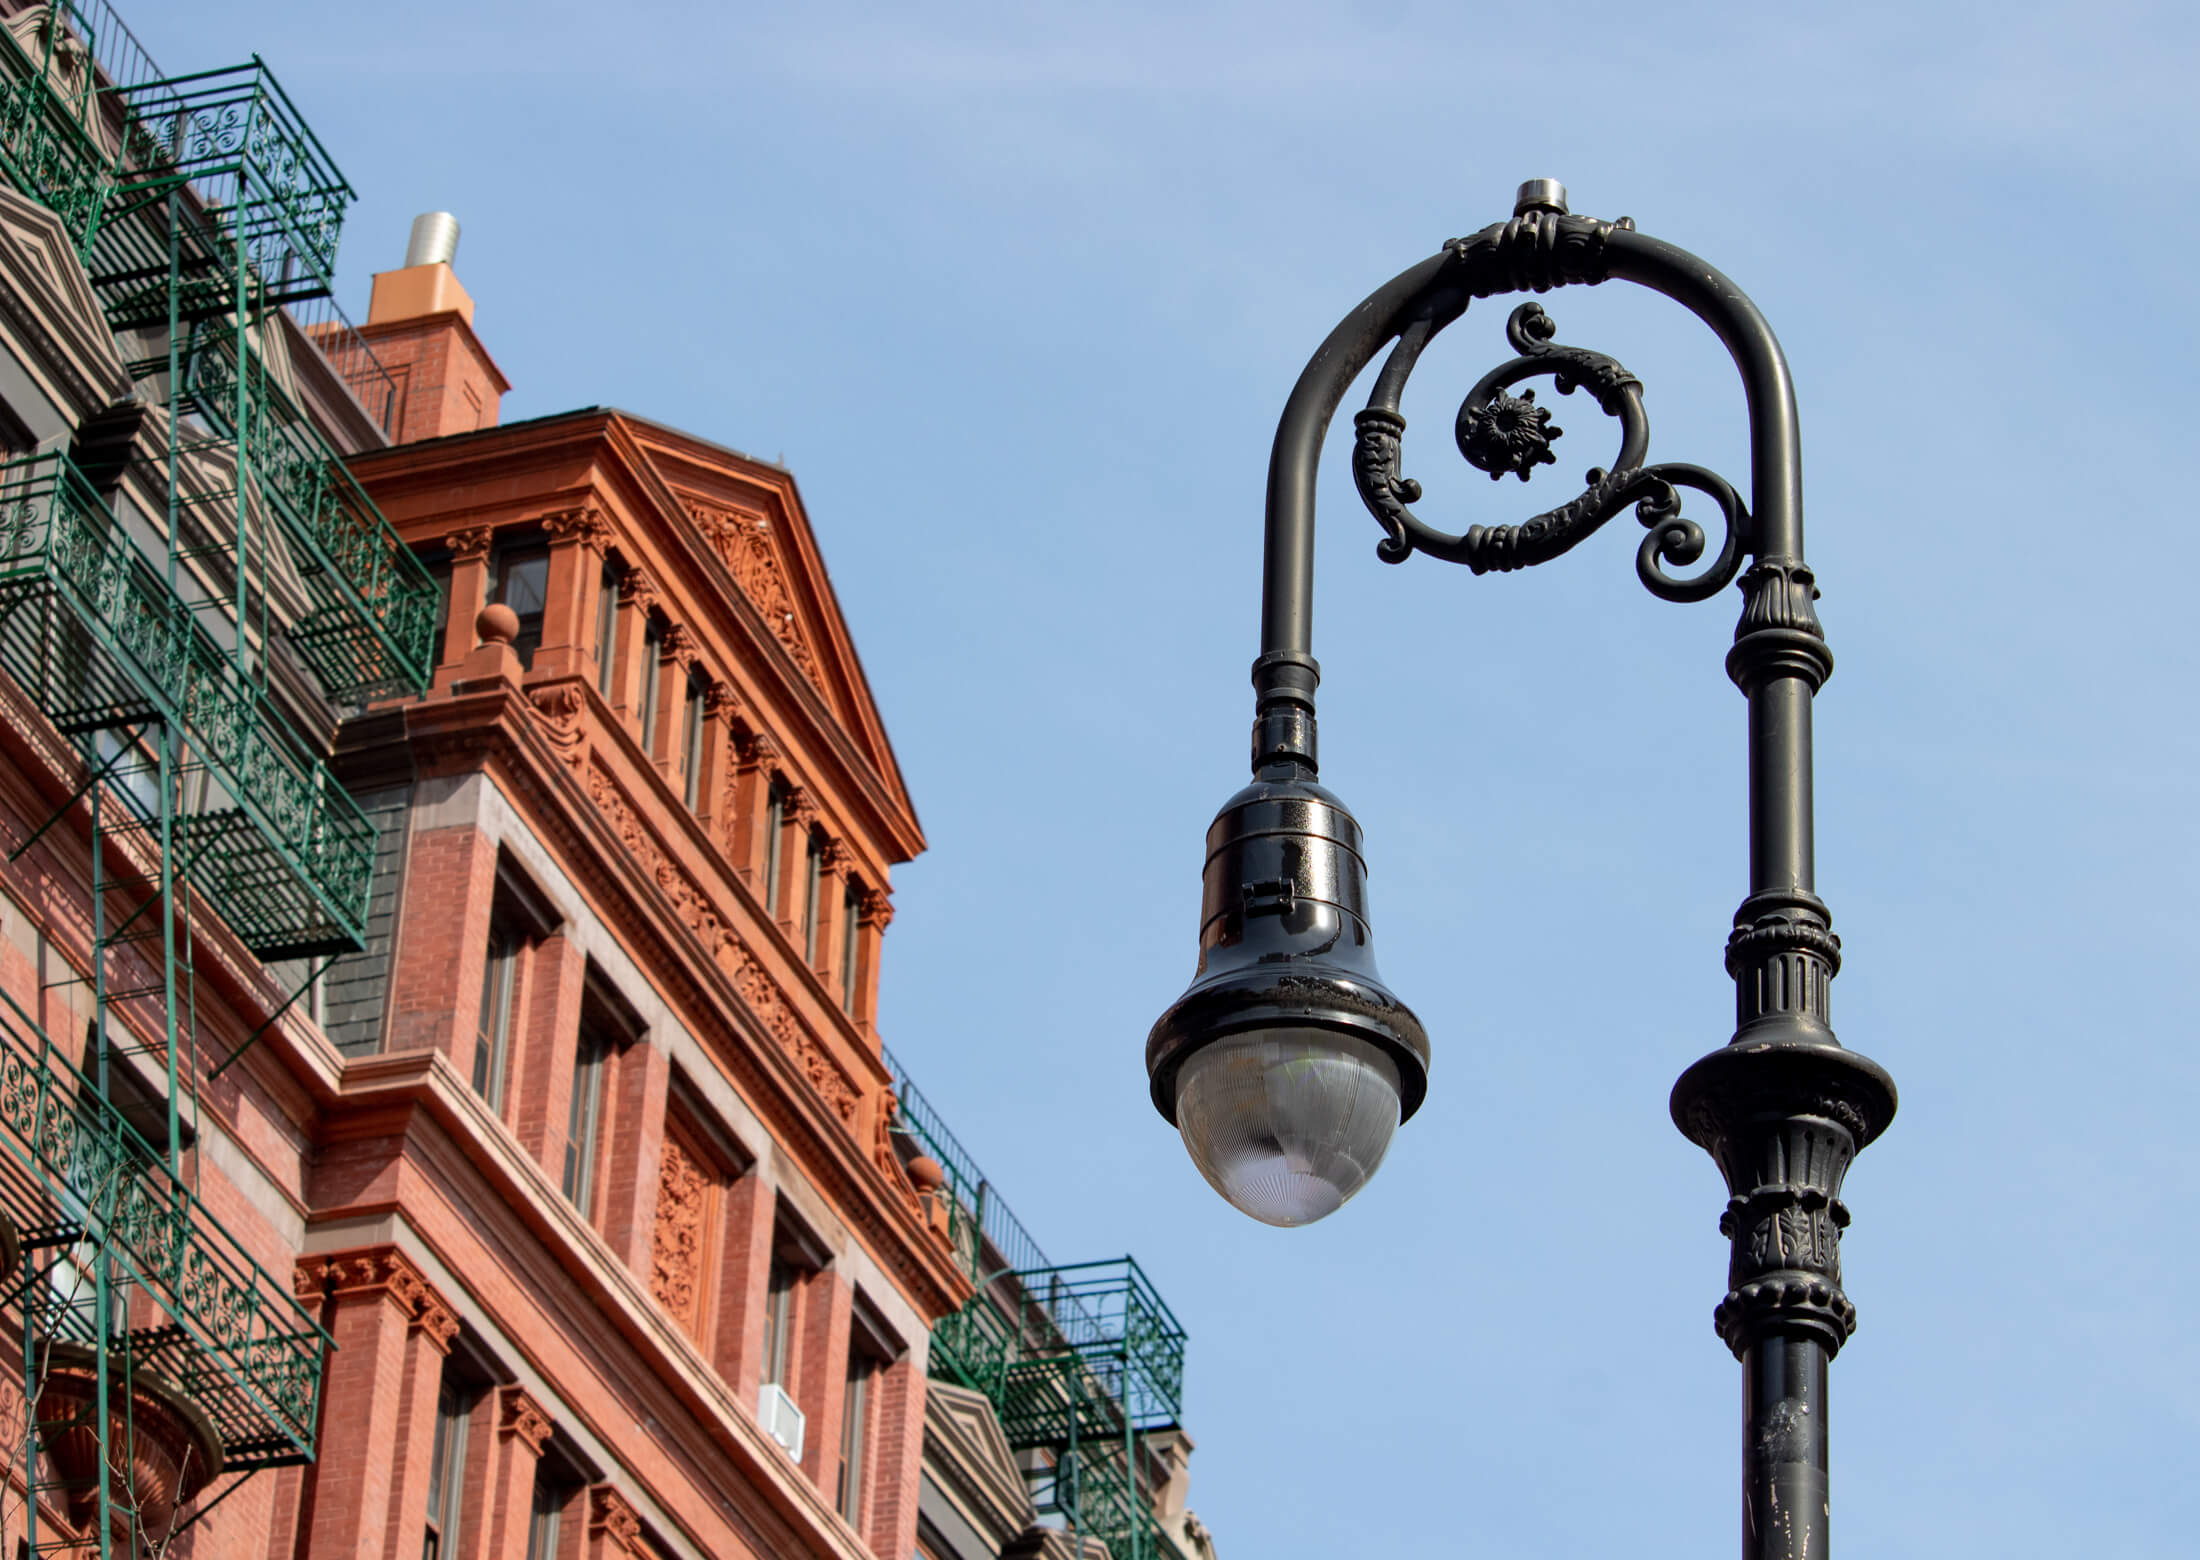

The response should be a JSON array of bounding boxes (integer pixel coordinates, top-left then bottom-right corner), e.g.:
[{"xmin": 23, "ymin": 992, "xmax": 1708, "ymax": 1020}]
[
  {"xmin": 175, "ymin": 324, "xmax": 438, "ymax": 699},
  {"xmin": 108, "ymin": 61, "xmax": 347, "ymax": 305},
  {"xmin": 883, "ymin": 1049, "xmax": 1192, "ymax": 1560},
  {"xmin": 0, "ymin": 5, "xmax": 114, "ymax": 252},
  {"xmin": 0, "ymin": 987, "xmax": 329, "ymax": 1466},
  {"xmin": 0, "ymin": 451, "xmax": 373, "ymax": 958}
]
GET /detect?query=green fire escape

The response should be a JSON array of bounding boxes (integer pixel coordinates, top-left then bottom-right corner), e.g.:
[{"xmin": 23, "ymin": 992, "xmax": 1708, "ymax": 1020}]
[
  {"xmin": 888, "ymin": 1049, "xmax": 1193, "ymax": 1560},
  {"xmin": 0, "ymin": 2, "xmax": 438, "ymax": 1553}
]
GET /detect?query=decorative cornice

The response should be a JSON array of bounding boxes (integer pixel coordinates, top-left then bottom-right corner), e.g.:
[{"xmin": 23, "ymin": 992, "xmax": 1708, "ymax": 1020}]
[
  {"xmin": 581, "ymin": 755, "xmax": 860, "ymax": 1123},
  {"xmin": 371, "ymin": 683, "xmax": 968, "ymax": 1320},
  {"xmin": 498, "ymin": 1384, "xmax": 555, "ymax": 1454},
  {"xmin": 295, "ymin": 1244, "xmax": 460, "ymax": 1352}
]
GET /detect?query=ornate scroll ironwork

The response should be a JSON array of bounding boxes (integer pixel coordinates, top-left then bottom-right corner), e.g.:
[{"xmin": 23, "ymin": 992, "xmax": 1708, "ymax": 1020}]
[{"xmin": 1351, "ymin": 300, "xmax": 1750, "ymax": 603}]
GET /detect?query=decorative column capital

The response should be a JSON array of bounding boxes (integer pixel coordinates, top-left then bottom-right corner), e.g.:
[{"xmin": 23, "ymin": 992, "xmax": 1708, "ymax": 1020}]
[
  {"xmin": 587, "ymin": 1486, "xmax": 645, "ymax": 1554},
  {"xmin": 859, "ymin": 885, "xmax": 894, "ymax": 928},
  {"xmin": 294, "ymin": 1244, "xmax": 462, "ymax": 1354},
  {"xmin": 541, "ymin": 504, "xmax": 613, "ymax": 554},
  {"xmin": 444, "ymin": 526, "xmax": 495, "ymax": 563},
  {"xmin": 620, "ymin": 568, "xmax": 660, "ymax": 615},
  {"xmin": 497, "ymin": 1384, "xmax": 555, "ymax": 1454}
]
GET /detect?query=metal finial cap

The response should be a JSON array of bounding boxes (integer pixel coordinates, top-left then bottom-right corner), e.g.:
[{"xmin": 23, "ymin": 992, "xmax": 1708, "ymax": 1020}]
[{"xmin": 1514, "ymin": 179, "xmax": 1569, "ymax": 217}]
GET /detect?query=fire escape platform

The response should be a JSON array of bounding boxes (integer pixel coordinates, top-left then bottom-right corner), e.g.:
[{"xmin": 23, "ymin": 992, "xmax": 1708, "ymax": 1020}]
[{"xmin": 0, "ymin": 450, "xmax": 372, "ymax": 958}]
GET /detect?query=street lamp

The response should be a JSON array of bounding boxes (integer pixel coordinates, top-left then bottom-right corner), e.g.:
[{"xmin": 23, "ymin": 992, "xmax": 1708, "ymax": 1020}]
[{"xmin": 1147, "ymin": 180, "xmax": 1897, "ymax": 1560}]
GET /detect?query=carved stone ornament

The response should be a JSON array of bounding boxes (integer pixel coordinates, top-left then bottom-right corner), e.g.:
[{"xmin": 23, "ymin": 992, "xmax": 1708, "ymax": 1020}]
[
  {"xmin": 582, "ymin": 757, "xmax": 860, "ymax": 1120},
  {"xmin": 650, "ymin": 1129, "xmax": 712, "ymax": 1333},
  {"xmin": 295, "ymin": 1245, "xmax": 461, "ymax": 1352},
  {"xmin": 443, "ymin": 525, "xmax": 495, "ymax": 563},
  {"xmin": 619, "ymin": 567, "xmax": 660, "ymax": 616},
  {"xmin": 528, "ymin": 681, "xmax": 587, "ymax": 769},
  {"xmin": 859, "ymin": 885, "xmax": 894, "ymax": 929},
  {"xmin": 497, "ymin": 1385, "xmax": 555, "ymax": 1454},
  {"xmin": 588, "ymin": 1487, "xmax": 646, "ymax": 1555},
  {"xmin": 684, "ymin": 498, "xmax": 824, "ymax": 690},
  {"xmin": 541, "ymin": 504, "xmax": 613, "ymax": 552}
]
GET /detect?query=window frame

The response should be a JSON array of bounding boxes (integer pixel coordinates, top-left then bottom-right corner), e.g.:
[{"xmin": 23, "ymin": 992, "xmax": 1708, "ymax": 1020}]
[
  {"xmin": 802, "ymin": 829, "xmax": 824, "ymax": 964},
  {"xmin": 594, "ymin": 559, "xmax": 620, "ymax": 700},
  {"xmin": 423, "ymin": 1376, "xmax": 472, "ymax": 1560},
  {"xmin": 763, "ymin": 778, "xmax": 789, "ymax": 914},
  {"xmin": 472, "ymin": 909, "xmax": 521, "ymax": 1111},
  {"xmin": 837, "ymin": 1350, "xmax": 874, "ymax": 1527},
  {"xmin": 563, "ymin": 1017, "xmax": 612, "ymax": 1215},
  {"xmin": 490, "ymin": 539, "xmax": 551, "ymax": 669},
  {"xmin": 839, "ymin": 879, "xmax": 861, "ymax": 1013},
  {"xmin": 639, "ymin": 616, "xmax": 666, "ymax": 749},
  {"xmin": 682, "ymin": 669, "xmax": 707, "ymax": 809}
]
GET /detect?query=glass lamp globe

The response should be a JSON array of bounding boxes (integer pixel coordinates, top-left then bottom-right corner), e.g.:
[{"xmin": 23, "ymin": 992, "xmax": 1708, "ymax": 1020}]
[{"xmin": 1173, "ymin": 1027, "xmax": 1402, "ymax": 1227}]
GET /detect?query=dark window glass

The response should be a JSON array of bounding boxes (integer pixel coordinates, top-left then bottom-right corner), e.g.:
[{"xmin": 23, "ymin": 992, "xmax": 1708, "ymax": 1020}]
[
  {"xmin": 683, "ymin": 672, "xmax": 707, "ymax": 809},
  {"xmin": 492, "ymin": 544, "xmax": 550, "ymax": 668},
  {"xmin": 840, "ymin": 881, "xmax": 861, "ymax": 1013},
  {"xmin": 594, "ymin": 562, "xmax": 619, "ymax": 699},
  {"xmin": 764, "ymin": 780, "xmax": 788, "ymax": 913},
  {"xmin": 803, "ymin": 831, "xmax": 824, "ymax": 964},
  {"xmin": 761, "ymin": 1259, "xmax": 794, "ymax": 1386},
  {"xmin": 563, "ymin": 1021, "xmax": 610, "ymax": 1213},
  {"xmin": 525, "ymin": 1471, "xmax": 564, "ymax": 1560},
  {"xmin": 640, "ymin": 619, "xmax": 665, "ymax": 749},
  {"xmin": 424, "ymin": 1378, "xmax": 470, "ymax": 1560},
  {"xmin": 837, "ymin": 1354, "xmax": 873, "ymax": 1525},
  {"xmin": 473, "ymin": 912, "xmax": 520, "ymax": 1110}
]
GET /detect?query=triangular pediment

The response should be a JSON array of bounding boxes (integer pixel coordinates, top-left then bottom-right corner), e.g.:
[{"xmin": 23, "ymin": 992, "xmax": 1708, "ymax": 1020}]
[
  {"xmin": 618, "ymin": 415, "xmax": 918, "ymax": 842},
  {"xmin": 677, "ymin": 492, "xmax": 825, "ymax": 694},
  {"xmin": 0, "ymin": 185, "xmax": 132, "ymax": 420}
]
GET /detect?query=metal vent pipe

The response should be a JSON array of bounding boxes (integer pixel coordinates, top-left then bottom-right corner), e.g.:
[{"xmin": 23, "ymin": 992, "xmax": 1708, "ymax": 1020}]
[{"xmin": 404, "ymin": 211, "xmax": 461, "ymax": 268}]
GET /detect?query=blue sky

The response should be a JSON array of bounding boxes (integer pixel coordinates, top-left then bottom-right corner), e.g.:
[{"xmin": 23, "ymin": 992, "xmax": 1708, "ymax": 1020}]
[{"xmin": 134, "ymin": 1, "xmax": 2199, "ymax": 1554}]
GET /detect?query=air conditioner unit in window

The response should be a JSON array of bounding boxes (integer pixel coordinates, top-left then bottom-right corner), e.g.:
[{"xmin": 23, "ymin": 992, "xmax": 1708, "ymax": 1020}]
[{"xmin": 758, "ymin": 1381, "xmax": 805, "ymax": 1461}]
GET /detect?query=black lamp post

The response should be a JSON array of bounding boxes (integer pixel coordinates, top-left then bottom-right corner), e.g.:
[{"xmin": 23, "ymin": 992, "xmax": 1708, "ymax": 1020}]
[{"xmin": 1147, "ymin": 180, "xmax": 1896, "ymax": 1560}]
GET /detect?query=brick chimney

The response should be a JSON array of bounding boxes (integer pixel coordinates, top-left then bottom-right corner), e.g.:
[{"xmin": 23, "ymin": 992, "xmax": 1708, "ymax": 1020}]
[{"xmin": 359, "ymin": 212, "xmax": 511, "ymax": 443}]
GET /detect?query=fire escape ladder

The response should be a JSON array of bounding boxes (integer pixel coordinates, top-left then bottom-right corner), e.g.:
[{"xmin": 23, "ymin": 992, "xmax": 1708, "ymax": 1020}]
[{"xmin": 0, "ymin": 9, "xmax": 385, "ymax": 1553}]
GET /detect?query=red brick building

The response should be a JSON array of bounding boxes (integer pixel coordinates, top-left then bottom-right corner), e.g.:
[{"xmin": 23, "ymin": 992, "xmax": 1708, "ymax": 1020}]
[{"xmin": 0, "ymin": 6, "xmax": 1218, "ymax": 1560}]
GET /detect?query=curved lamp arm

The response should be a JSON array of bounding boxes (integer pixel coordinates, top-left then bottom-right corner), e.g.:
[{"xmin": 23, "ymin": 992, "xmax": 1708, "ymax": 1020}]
[{"xmin": 1235, "ymin": 180, "xmax": 1896, "ymax": 1560}]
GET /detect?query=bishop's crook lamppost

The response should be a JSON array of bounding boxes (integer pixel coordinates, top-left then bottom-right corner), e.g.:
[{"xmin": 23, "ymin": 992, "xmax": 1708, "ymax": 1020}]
[{"xmin": 1147, "ymin": 180, "xmax": 1897, "ymax": 1560}]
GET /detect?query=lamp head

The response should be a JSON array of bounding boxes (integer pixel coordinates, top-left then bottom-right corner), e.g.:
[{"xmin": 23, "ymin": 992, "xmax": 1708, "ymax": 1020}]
[{"xmin": 1147, "ymin": 775, "xmax": 1428, "ymax": 1226}]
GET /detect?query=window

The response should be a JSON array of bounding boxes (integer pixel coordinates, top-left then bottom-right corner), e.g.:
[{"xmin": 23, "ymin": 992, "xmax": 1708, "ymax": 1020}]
[
  {"xmin": 594, "ymin": 561, "xmax": 619, "ymax": 700},
  {"xmin": 639, "ymin": 618, "xmax": 665, "ymax": 748},
  {"xmin": 491, "ymin": 543, "xmax": 550, "ymax": 668},
  {"xmin": 763, "ymin": 779, "xmax": 789, "ymax": 913},
  {"xmin": 424, "ymin": 1377, "xmax": 471, "ymax": 1560},
  {"xmin": 802, "ymin": 831, "xmax": 824, "ymax": 964},
  {"xmin": 760, "ymin": 1257, "xmax": 795, "ymax": 1389},
  {"xmin": 837, "ymin": 1351, "xmax": 874, "ymax": 1526},
  {"xmin": 682, "ymin": 670, "xmax": 707, "ymax": 809},
  {"xmin": 525, "ymin": 1469, "xmax": 566, "ymax": 1560},
  {"xmin": 563, "ymin": 1019, "xmax": 611, "ymax": 1214},
  {"xmin": 473, "ymin": 909, "xmax": 521, "ymax": 1111},
  {"xmin": 839, "ymin": 880, "xmax": 861, "ymax": 1013}
]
